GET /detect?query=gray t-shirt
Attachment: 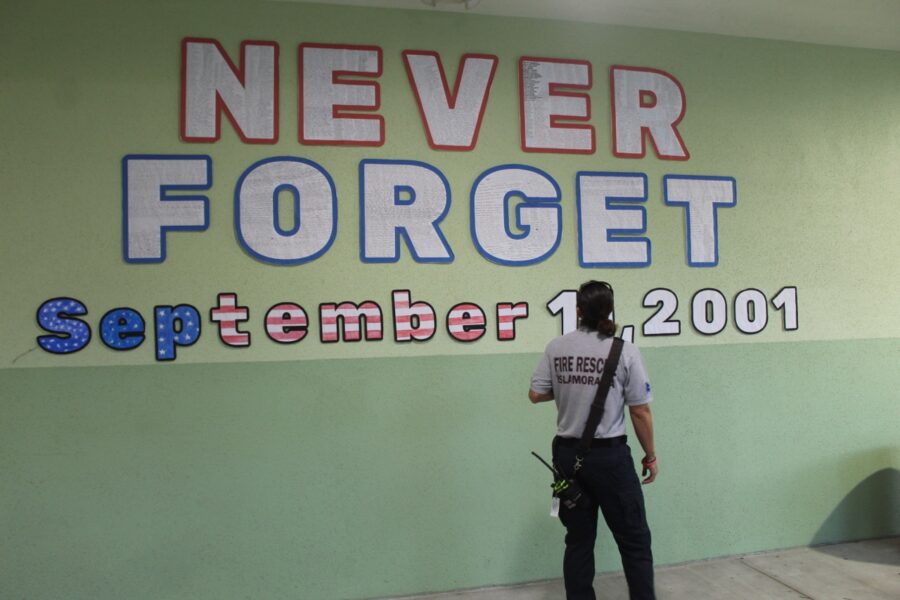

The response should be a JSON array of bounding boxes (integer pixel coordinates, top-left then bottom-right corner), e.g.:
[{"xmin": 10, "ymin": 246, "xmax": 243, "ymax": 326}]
[{"xmin": 530, "ymin": 327, "xmax": 653, "ymax": 438}]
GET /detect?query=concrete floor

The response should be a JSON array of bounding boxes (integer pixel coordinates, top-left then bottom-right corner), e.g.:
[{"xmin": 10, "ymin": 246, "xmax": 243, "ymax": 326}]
[{"xmin": 387, "ymin": 537, "xmax": 900, "ymax": 599}]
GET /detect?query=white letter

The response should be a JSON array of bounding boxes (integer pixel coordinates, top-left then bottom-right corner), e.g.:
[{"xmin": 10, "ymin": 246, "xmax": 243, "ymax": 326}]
[
  {"xmin": 471, "ymin": 165, "xmax": 561, "ymax": 265},
  {"xmin": 360, "ymin": 160, "xmax": 453, "ymax": 263},
  {"xmin": 403, "ymin": 51, "xmax": 498, "ymax": 150},
  {"xmin": 577, "ymin": 172, "xmax": 649, "ymax": 267},
  {"xmin": 123, "ymin": 155, "xmax": 210, "ymax": 263},
  {"xmin": 611, "ymin": 65, "xmax": 688, "ymax": 159},
  {"xmin": 181, "ymin": 38, "xmax": 278, "ymax": 143},
  {"xmin": 300, "ymin": 44, "xmax": 383, "ymax": 145},
  {"xmin": 519, "ymin": 57, "xmax": 594, "ymax": 153},
  {"xmin": 664, "ymin": 175, "xmax": 737, "ymax": 266},
  {"xmin": 235, "ymin": 157, "xmax": 336, "ymax": 265}
]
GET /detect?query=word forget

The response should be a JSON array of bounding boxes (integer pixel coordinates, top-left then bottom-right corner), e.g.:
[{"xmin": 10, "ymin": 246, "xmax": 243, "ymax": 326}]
[{"xmin": 123, "ymin": 156, "xmax": 736, "ymax": 267}]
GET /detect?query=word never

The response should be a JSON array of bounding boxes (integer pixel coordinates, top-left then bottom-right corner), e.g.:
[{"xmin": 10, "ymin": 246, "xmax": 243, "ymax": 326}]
[{"xmin": 181, "ymin": 39, "xmax": 690, "ymax": 157}]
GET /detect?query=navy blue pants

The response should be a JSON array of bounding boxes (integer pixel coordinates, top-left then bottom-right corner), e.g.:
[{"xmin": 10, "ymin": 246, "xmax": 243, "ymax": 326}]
[{"xmin": 553, "ymin": 441, "xmax": 655, "ymax": 600}]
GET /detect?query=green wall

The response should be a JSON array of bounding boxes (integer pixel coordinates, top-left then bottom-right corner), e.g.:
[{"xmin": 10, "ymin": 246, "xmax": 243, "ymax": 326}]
[
  {"xmin": 2, "ymin": 1, "xmax": 899, "ymax": 599},
  {"xmin": 4, "ymin": 341, "xmax": 899, "ymax": 599}
]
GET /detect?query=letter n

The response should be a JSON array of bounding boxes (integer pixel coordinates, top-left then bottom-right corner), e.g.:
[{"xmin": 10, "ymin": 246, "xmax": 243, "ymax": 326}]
[{"xmin": 181, "ymin": 38, "xmax": 279, "ymax": 143}]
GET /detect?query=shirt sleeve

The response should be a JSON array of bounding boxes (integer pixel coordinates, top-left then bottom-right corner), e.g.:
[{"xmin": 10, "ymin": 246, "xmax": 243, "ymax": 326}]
[
  {"xmin": 530, "ymin": 349, "xmax": 553, "ymax": 394},
  {"xmin": 622, "ymin": 343, "xmax": 653, "ymax": 406}
]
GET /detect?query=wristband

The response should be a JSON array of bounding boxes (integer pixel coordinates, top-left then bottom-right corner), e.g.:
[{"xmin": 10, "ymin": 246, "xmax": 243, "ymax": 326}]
[{"xmin": 641, "ymin": 456, "xmax": 656, "ymax": 466}]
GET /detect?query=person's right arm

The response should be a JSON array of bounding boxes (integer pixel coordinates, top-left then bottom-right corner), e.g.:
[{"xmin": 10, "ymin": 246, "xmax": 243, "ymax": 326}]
[{"xmin": 628, "ymin": 403, "xmax": 657, "ymax": 484}]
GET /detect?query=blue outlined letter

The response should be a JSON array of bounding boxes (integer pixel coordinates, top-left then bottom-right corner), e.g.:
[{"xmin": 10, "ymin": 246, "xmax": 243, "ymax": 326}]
[
  {"xmin": 470, "ymin": 165, "xmax": 561, "ymax": 266},
  {"xmin": 122, "ymin": 155, "xmax": 211, "ymax": 263},
  {"xmin": 235, "ymin": 157, "xmax": 337, "ymax": 265},
  {"xmin": 359, "ymin": 159, "xmax": 453, "ymax": 263},
  {"xmin": 664, "ymin": 175, "xmax": 737, "ymax": 267},
  {"xmin": 577, "ymin": 172, "xmax": 650, "ymax": 267}
]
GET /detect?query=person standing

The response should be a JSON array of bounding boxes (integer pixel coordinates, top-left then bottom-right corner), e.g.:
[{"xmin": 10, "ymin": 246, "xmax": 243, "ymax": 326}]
[{"xmin": 529, "ymin": 281, "xmax": 658, "ymax": 600}]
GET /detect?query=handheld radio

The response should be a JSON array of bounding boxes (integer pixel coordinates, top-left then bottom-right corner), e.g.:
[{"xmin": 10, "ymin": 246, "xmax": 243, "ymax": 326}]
[{"xmin": 531, "ymin": 451, "xmax": 585, "ymax": 510}]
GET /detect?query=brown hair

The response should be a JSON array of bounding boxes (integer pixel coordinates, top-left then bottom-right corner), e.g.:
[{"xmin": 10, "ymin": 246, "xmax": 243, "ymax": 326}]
[{"xmin": 577, "ymin": 280, "xmax": 617, "ymax": 336}]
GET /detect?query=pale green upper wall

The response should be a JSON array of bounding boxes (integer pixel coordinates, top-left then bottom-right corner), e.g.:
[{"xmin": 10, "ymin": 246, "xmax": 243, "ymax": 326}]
[{"xmin": 2, "ymin": 0, "xmax": 899, "ymax": 369}]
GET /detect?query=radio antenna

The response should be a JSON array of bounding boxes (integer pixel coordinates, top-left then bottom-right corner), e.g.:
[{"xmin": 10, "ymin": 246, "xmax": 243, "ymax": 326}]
[{"xmin": 531, "ymin": 451, "xmax": 560, "ymax": 477}]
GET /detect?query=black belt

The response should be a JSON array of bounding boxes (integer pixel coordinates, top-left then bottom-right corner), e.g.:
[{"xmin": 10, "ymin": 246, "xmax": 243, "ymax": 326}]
[{"xmin": 554, "ymin": 435, "xmax": 627, "ymax": 448}]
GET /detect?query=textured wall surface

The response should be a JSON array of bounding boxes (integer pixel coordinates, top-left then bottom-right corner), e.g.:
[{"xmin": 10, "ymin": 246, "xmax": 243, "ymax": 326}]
[
  {"xmin": 2, "ymin": 1, "xmax": 899, "ymax": 599},
  {"xmin": 3, "ymin": 342, "xmax": 899, "ymax": 599}
]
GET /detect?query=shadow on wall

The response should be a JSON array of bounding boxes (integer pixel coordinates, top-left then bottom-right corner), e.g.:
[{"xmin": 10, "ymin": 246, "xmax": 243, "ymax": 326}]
[{"xmin": 811, "ymin": 466, "xmax": 900, "ymax": 559}]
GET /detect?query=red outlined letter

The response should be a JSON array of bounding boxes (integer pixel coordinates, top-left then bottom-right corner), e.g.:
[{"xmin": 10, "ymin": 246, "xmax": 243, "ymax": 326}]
[
  {"xmin": 402, "ymin": 51, "xmax": 498, "ymax": 151},
  {"xmin": 299, "ymin": 43, "xmax": 384, "ymax": 146},
  {"xmin": 180, "ymin": 38, "xmax": 278, "ymax": 144},
  {"xmin": 519, "ymin": 57, "xmax": 594, "ymax": 154},
  {"xmin": 610, "ymin": 65, "xmax": 689, "ymax": 160}
]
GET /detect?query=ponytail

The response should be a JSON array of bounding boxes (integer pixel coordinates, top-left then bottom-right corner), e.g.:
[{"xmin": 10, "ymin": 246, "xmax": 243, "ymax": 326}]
[{"xmin": 577, "ymin": 280, "xmax": 617, "ymax": 337}]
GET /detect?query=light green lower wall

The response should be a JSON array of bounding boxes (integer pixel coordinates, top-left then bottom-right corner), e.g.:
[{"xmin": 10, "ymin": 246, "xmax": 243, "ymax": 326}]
[{"xmin": 2, "ymin": 339, "xmax": 899, "ymax": 599}]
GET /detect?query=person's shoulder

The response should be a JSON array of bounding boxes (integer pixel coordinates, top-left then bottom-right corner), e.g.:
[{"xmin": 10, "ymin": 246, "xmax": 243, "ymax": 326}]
[
  {"xmin": 619, "ymin": 338, "xmax": 647, "ymax": 363},
  {"xmin": 619, "ymin": 338, "xmax": 640, "ymax": 352},
  {"xmin": 545, "ymin": 329, "xmax": 583, "ymax": 350}
]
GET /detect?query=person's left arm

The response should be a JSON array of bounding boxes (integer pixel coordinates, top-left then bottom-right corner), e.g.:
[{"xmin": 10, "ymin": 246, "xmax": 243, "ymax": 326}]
[
  {"xmin": 528, "ymin": 389, "xmax": 554, "ymax": 403},
  {"xmin": 529, "ymin": 349, "xmax": 554, "ymax": 403}
]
